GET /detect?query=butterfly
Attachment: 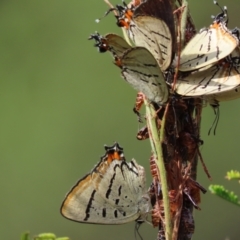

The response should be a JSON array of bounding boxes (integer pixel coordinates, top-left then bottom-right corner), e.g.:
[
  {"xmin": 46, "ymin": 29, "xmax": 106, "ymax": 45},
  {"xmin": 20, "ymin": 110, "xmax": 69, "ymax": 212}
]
[
  {"xmin": 204, "ymin": 47, "xmax": 240, "ymax": 104},
  {"xmin": 61, "ymin": 143, "xmax": 151, "ymax": 224},
  {"xmin": 179, "ymin": 1, "xmax": 239, "ymax": 72},
  {"xmin": 89, "ymin": 33, "xmax": 169, "ymax": 105},
  {"xmin": 175, "ymin": 47, "xmax": 240, "ymax": 97},
  {"xmin": 109, "ymin": 0, "xmax": 175, "ymax": 71}
]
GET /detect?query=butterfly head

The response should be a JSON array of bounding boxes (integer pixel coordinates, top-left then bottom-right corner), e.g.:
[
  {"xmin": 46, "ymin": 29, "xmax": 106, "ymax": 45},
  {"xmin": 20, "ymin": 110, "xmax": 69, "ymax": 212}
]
[
  {"xmin": 89, "ymin": 32, "xmax": 109, "ymax": 53},
  {"xmin": 103, "ymin": 142, "xmax": 125, "ymax": 163}
]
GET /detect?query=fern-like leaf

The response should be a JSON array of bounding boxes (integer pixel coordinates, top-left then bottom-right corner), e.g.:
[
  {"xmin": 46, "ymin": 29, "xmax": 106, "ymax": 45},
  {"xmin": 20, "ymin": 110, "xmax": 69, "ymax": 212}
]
[
  {"xmin": 225, "ymin": 170, "xmax": 240, "ymax": 181},
  {"xmin": 209, "ymin": 185, "xmax": 240, "ymax": 207}
]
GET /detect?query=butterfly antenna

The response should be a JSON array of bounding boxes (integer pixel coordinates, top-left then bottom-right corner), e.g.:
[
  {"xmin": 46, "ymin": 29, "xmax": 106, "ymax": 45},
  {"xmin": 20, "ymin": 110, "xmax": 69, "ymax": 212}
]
[
  {"xmin": 208, "ymin": 103, "xmax": 220, "ymax": 135},
  {"xmin": 213, "ymin": 104, "xmax": 220, "ymax": 135},
  {"xmin": 134, "ymin": 221, "xmax": 144, "ymax": 240},
  {"xmin": 95, "ymin": 0, "xmax": 117, "ymax": 23},
  {"xmin": 213, "ymin": 1, "xmax": 228, "ymax": 25}
]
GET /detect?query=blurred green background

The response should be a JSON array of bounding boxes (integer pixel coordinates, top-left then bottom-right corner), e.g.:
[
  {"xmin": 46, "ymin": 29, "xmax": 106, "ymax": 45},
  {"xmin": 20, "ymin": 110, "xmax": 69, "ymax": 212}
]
[{"xmin": 1, "ymin": 0, "xmax": 240, "ymax": 239}]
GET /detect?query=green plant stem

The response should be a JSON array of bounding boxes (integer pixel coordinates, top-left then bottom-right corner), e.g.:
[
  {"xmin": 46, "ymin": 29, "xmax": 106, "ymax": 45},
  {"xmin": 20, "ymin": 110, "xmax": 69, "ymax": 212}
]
[
  {"xmin": 180, "ymin": 0, "xmax": 188, "ymax": 48},
  {"xmin": 145, "ymin": 100, "xmax": 172, "ymax": 240}
]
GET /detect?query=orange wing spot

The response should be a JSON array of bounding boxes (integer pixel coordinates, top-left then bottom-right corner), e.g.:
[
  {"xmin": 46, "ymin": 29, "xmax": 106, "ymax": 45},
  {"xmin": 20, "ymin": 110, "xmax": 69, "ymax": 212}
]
[
  {"xmin": 117, "ymin": 18, "xmax": 130, "ymax": 29},
  {"xmin": 114, "ymin": 56, "xmax": 123, "ymax": 68},
  {"xmin": 210, "ymin": 21, "xmax": 220, "ymax": 29},
  {"xmin": 106, "ymin": 151, "xmax": 124, "ymax": 163},
  {"xmin": 125, "ymin": 9, "xmax": 134, "ymax": 19},
  {"xmin": 113, "ymin": 151, "xmax": 123, "ymax": 160}
]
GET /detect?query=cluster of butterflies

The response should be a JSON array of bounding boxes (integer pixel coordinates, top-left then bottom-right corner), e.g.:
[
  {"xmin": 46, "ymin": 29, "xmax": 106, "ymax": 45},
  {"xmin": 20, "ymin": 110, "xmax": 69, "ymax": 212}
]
[
  {"xmin": 60, "ymin": 0, "xmax": 239, "ymax": 239},
  {"xmin": 89, "ymin": 0, "xmax": 240, "ymax": 110}
]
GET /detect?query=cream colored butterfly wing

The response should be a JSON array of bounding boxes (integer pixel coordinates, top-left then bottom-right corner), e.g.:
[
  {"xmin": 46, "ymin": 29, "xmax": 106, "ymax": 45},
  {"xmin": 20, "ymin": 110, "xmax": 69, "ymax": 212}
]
[
  {"xmin": 206, "ymin": 86, "xmax": 240, "ymax": 105},
  {"xmin": 175, "ymin": 58, "xmax": 240, "ymax": 97},
  {"xmin": 130, "ymin": 16, "xmax": 173, "ymax": 70},
  {"xmin": 61, "ymin": 174, "xmax": 126, "ymax": 224},
  {"xmin": 91, "ymin": 159, "xmax": 150, "ymax": 224},
  {"xmin": 127, "ymin": 0, "xmax": 175, "ymax": 70},
  {"xmin": 61, "ymin": 143, "xmax": 150, "ymax": 224},
  {"xmin": 120, "ymin": 47, "xmax": 168, "ymax": 105},
  {"xmin": 104, "ymin": 34, "xmax": 132, "ymax": 57},
  {"xmin": 206, "ymin": 47, "xmax": 240, "ymax": 103},
  {"xmin": 90, "ymin": 34, "xmax": 169, "ymax": 104},
  {"xmin": 179, "ymin": 23, "xmax": 239, "ymax": 72}
]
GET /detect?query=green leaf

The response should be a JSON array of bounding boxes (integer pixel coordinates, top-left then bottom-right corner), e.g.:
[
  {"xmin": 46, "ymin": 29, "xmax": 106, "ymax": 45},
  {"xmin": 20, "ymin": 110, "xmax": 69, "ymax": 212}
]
[
  {"xmin": 209, "ymin": 185, "xmax": 240, "ymax": 207},
  {"xmin": 21, "ymin": 232, "xmax": 70, "ymax": 240},
  {"xmin": 225, "ymin": 170, "xmax": 240, "ymax": 181},
  {"xmin": 21, "ymin": 232, "xmax": 30, "ymax": 240}
]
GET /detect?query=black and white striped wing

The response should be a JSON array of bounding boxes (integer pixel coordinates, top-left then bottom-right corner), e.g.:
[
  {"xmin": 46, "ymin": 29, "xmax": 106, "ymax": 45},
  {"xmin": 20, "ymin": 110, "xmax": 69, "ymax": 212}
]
[
  {"xmin": 104, "ymin": 34, "xmax": 132, "ymax": 57},
  {"xmin": 91, "ymin": 159, "xmax": 150, "ymax": 224},
  {"xmin": 130, "ymin": 16, "xmax": 173, "ymax": 70},
  {"xmin": 179, "ymin": 24, "xmax": 239, "ymax": 72},
  {"xmin": 176, "ymin": 61, "xmax": 240, "ymax": 97},
  {"xmin": 60, "ymin": 143, "xmax": 150, "ymax": 224},
  {"xmin": 120, "ymin": 47, "xmax": 169, "ymax": 105}
]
